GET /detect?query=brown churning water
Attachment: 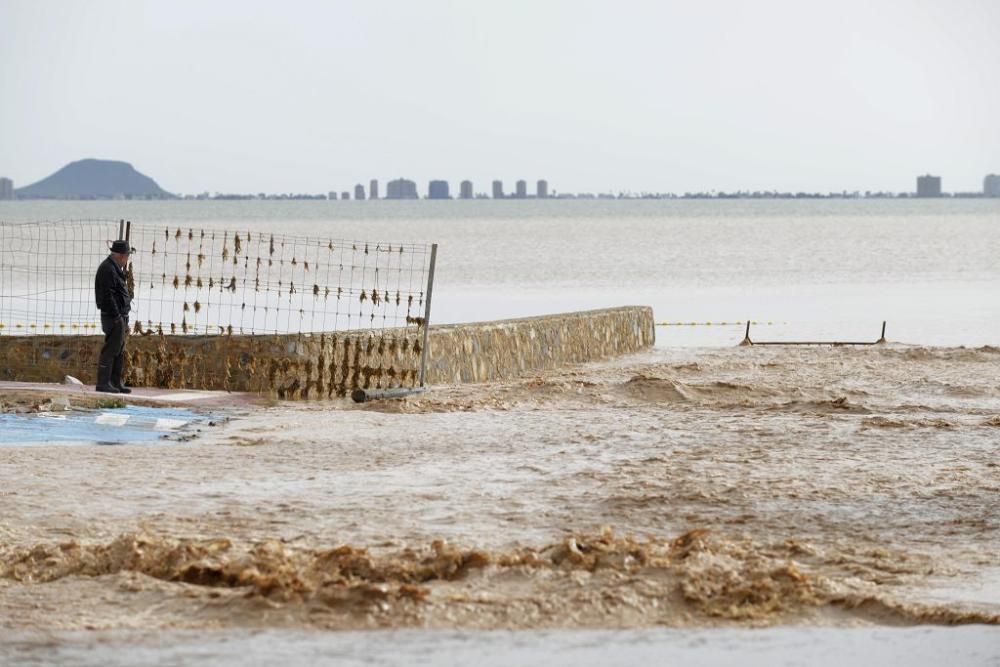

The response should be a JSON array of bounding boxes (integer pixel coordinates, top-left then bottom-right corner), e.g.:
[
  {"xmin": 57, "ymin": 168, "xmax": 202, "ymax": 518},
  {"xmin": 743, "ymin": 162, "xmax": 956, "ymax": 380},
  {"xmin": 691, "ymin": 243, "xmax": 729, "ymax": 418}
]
[{"xmin": 1, "ymin": 344, "xmax": 998, "ymax": 632}]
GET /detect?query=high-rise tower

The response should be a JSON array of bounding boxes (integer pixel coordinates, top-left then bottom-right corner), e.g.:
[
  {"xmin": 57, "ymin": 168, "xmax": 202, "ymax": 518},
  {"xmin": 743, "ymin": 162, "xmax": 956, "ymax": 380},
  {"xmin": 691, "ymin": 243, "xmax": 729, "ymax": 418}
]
[
  {"xmin": 428, "ymin": 180, "xmax": 450, "ymax": 199},
  {"xmin": 984, "ymin": 174, "xmax": 1000, "ymax": 197},
  {"xmin": 916, "ymin": 175, "xmax": 942, "ymax": 197},
  {"xmin": 386, "ymin": 178, "xmax": 419, "ymax": 199}
]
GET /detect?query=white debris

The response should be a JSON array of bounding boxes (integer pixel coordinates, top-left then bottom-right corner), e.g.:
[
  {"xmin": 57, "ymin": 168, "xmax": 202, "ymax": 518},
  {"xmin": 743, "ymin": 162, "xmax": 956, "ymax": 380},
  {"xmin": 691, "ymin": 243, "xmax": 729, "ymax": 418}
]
[
  {"xmin": 95, "ymin": 413, "xmax": 130, "ymax": 426},
  {"xmin": 154, "ymin": 418, "xmax": 189, "ymax": 431},
  {"xmin": 49, "ymin": 395, "xmax": 71, "ymax": 411}
]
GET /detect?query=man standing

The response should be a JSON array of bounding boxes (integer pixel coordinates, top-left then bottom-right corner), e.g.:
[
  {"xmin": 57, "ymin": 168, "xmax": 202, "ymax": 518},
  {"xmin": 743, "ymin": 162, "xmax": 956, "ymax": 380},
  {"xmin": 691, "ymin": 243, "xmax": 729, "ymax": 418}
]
[{"xmin": 94, "ymin": 240, "xmax": 133, "ymax": 394}]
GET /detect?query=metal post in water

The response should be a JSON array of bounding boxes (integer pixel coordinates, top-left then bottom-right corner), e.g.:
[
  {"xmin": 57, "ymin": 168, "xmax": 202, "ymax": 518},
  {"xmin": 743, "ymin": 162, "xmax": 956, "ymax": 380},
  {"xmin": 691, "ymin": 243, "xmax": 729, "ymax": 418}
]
[
  {"xmin": 418, "ymin": 243, "xmax": 438, "ymax": 387},
  {"xmin": 739, "ymin": 320, "xmax": 752, "ymax": 346},
  {"xmin": 877, "ymin": 320, "xmax": 886, "ymax": 344},
  {"xmin": 117, "ymin": 219, "xmax": 125, "ymax": 241}
]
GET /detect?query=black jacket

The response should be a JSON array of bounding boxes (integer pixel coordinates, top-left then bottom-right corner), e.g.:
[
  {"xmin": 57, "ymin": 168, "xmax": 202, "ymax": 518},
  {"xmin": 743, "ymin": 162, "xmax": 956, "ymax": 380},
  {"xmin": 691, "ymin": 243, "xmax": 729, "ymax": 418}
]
[{"xmin": 95, "ymin": 256, "xmax": 132, "ymax": 318}]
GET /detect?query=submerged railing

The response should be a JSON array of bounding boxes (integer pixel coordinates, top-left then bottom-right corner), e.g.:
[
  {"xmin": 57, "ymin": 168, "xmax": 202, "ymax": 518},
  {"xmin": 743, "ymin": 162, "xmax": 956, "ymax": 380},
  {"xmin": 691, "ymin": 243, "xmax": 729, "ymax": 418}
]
[{"xmin": 740, "ymin": 320, "xmax": 887, "ymax": 346}]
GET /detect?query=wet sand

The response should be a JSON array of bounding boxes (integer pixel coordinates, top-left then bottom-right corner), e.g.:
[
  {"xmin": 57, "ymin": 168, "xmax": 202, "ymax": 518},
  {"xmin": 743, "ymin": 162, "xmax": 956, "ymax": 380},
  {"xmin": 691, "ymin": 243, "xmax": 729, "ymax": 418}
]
[{"xmin": 1, "ymin": 344, "xmax": 999, "ymax": 637}]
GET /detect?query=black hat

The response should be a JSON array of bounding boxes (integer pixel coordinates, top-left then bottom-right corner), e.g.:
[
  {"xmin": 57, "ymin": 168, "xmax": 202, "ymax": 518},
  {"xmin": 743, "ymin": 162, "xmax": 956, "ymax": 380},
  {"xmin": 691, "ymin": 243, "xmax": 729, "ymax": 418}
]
[{"xmin": 110, "ymin": 240, "xmax": 132, "ymax": 255}]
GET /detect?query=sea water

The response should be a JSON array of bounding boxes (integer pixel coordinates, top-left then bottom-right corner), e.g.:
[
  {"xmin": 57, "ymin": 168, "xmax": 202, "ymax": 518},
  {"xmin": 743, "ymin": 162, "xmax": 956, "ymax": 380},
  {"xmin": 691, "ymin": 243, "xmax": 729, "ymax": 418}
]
[{"xmin": 2, "ymin": 198, "xmax": 998, "ymax": 346}]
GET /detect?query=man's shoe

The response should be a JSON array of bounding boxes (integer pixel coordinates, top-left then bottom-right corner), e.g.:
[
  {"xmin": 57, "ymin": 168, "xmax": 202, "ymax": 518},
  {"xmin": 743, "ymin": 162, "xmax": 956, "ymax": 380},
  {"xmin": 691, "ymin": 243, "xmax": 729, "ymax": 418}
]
[
  {"xmin": 113, "ymin": 385, "xmax": 132, "ymax": 394},
  {"xmin": 95, "ymin": 385, "xmax": 120, "ymax": 394}
]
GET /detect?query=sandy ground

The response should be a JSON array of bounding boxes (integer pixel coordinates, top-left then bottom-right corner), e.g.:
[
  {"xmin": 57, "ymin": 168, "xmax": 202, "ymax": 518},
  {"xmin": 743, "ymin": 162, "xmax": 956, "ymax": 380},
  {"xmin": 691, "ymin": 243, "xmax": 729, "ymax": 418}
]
[{"xmin": 1, "ymin": 344, "xmax": 999, "ymax": 636}]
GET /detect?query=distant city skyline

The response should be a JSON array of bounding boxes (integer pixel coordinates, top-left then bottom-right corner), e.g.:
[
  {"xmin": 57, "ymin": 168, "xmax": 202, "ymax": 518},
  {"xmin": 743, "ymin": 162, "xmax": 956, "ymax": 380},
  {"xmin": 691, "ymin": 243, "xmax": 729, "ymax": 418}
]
[
  {"xmin": 6, "ymin": 164, "xmax": 1000, "ymax": 201},
  {"xmin": 4, "ymin": 161, "xmax": 1000, "ymax": 200},
  {"xmin": 1, "ymin": 1, "xmax": 998, "ymax": 195}
]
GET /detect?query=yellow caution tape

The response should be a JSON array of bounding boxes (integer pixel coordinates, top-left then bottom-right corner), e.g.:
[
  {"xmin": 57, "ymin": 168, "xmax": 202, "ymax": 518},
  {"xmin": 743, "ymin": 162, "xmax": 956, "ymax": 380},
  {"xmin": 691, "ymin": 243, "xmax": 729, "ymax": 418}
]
[
  {"xmin": 0, "ymin": 323, "xmax": 108, "ymax": 331},
  {"xmin": 656, "ymin": 321, "xmax": 786, "ymax": 327}
]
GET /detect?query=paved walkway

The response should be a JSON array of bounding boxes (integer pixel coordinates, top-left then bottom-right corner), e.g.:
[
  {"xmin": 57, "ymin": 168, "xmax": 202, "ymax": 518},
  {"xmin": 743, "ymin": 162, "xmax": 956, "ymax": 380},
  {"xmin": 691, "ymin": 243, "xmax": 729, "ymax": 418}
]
[{"xmin": 0, "ymin": 380, "xmax": 269, "ymax": 408}]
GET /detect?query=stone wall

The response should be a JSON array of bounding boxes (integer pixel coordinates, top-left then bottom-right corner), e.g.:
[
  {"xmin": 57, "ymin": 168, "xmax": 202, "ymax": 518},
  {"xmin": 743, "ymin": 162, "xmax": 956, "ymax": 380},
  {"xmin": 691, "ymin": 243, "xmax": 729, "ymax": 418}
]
[
  {"xmin": 0, "ymin": 306, "xmax": 654, "ymax": 398},
  {"xmin": 0, "ymin": 330, "xmax": 425, "ymax": 400},
  {"xmin": 424, "ymin": 306, "xmax": 655, "ymax": 384}
]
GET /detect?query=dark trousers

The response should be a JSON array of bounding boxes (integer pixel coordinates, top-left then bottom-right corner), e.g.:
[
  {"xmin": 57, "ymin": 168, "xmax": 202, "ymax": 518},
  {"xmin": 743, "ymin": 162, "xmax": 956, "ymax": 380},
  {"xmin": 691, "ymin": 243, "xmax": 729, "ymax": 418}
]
[{"xmin": 98, "ymin": 314, "xmax": 127, "ymax": 387}]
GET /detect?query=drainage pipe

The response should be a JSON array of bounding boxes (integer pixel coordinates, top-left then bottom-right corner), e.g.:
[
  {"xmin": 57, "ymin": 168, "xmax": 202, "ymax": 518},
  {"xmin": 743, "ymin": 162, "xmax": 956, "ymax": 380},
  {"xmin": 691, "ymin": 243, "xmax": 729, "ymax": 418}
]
[{"xmin": 351, "ymin": 386, "xmax": 427, "ymax": 403}]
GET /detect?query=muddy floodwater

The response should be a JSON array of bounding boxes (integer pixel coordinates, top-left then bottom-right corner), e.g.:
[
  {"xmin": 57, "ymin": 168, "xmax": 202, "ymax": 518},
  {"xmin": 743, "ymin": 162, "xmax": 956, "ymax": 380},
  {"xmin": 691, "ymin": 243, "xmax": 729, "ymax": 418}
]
[{"xmin": 2, "ymin": 343, "xmax": 999, "ymax": 648}]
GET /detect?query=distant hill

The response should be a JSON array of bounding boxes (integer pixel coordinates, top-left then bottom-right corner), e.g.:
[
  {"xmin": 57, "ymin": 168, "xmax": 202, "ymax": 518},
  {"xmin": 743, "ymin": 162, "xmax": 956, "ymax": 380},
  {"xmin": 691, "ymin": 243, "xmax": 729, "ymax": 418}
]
[{"xmin": 16, "ymin": 159, "xmax": 173, "ymax": 199}]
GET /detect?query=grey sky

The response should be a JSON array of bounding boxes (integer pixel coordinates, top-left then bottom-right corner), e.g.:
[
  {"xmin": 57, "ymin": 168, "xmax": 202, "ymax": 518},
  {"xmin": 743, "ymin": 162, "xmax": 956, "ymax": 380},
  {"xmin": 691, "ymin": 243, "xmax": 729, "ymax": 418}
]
[{"xmin": 1, "ymin": 0, "xmax": 998, "ymax": 194}]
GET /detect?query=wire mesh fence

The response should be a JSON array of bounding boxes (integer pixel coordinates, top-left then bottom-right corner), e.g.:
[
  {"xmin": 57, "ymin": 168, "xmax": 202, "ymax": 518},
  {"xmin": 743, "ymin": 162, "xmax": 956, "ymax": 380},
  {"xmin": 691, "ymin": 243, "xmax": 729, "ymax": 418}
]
[
  {"xmin": 0, "ymin": 219, "xmax": 438, "ymax": 395},
  {"xmin": 0, "ymin": 219, "xmax": 435, "ymax": 336},
  {"xmin": 127, "ymin": 222, "xmax": 434, "ymax": 337},
  {"xmin": 0, "ymin": 219, "xmax": 115, "ymax": 335}
]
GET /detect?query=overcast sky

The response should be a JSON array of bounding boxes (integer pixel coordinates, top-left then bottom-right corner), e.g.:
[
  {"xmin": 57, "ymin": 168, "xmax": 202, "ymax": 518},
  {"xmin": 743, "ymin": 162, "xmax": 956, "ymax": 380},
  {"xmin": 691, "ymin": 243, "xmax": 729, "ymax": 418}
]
[{"xmin": 1, "ymin": 0, "xmax": 998, "ymax": 195}]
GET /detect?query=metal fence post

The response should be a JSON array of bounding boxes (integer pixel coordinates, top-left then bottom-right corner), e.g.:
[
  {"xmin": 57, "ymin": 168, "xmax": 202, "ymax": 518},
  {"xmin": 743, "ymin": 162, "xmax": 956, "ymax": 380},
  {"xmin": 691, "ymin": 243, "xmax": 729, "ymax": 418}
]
[
  {"xmin": 740, "ymin": 320, "xmax": 752, "ymax": 346},
  {"xmin": 418, "ymin": 243, "xmax": 438, "ymax": 387}
]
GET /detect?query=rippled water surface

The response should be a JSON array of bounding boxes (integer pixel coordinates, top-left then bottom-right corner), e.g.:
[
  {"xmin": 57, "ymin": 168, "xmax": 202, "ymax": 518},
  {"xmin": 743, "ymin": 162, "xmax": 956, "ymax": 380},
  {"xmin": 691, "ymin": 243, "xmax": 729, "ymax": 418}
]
[{"xmin": 3, "ymin": 627, "xmax": 998, "ymax": 667}]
